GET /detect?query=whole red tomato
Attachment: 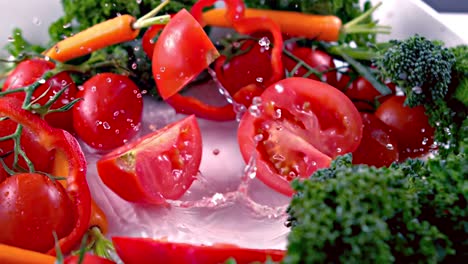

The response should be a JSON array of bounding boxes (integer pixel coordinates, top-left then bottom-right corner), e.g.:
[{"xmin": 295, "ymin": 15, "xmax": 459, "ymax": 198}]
[
  {"xmin": 375, "ymin": 96, "xmax": 435, "ymax": 160},
  {"xmin": 0, "ymin": 118, "xmax": 55, "ymax": 182},
  {"xmin": 73, "ymin": 73, "xmax": 143, "ymax": 151},
  {"xmin": 282, "ymin": 45, "xmax": 337, "ymax": 87},
  {"xmin": 238, "ymin": 78, "xmax": 362, "ymax": 196},
  {"xmin": 352, "ymin": 113, "xmax": 399, "ymax": 167},
  {"xmin": 2, "ymin": 59, "xmax": 77, "ymax": 131},
  {"xmin": 215, "ymin": 36, "xmax": 275, "ymax": 95},
  {"xmin": 0, "ymin": 173, "xmax": 76, "ymax": 253}
]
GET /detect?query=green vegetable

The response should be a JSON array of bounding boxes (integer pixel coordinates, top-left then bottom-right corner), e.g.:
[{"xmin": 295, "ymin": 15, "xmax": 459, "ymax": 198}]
[
  {"xmin": 285, "ymin": 137, "xmax": 467, "ymax": 263},
  {"xmin": 374, "ymin": 35, "xmax": 456, "ymax": 107}
]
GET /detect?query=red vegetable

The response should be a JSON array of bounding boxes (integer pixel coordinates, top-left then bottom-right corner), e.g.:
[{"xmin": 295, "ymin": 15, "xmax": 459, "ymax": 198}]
[
  {"xmin": 375, "ymin": 96, "xmax": 435, "ymax": 160},
  {"xmin": 73, "ymin": 73, "xmax": 143, "ymax": 151},
  {"xmin": 64, "ymin": 254, "xmax": 116, "ymax": 264},
  {"xmin": 0, "ymin": 173, "xmax": 75, "ymax": 253},
  {"xmin": 238, "ymin": 78, "xmax": 362, "ymax": 196},
  {"xmin": 2, "ymin": 59, "xmax": 78, "ymax": 131},
  {"xmin": 0, "ymin": 97, "xmax": 91, "ymax": 255},
  {"xmin": 352, "ymin": 113, "xmax": 399, "ymax": 167},
  {"xmin": 282, "ymin": 45, "xmax": 338, "ymax": 87},
  {"xmin": 113, "ymin": 237, "xmax": 285, "ymax": 264},
  {"xmin": 97, "ymin": 115, "xmax": 202, "ymax": 204}
]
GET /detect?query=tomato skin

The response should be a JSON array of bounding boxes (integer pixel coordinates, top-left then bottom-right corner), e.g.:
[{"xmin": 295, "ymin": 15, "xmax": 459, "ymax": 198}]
[
  {"xmin": 0, "ymin": 173, "xmax": 76, "ymax": 253},
  {"xmin": 375, "ymin": 96, "xmax": 435, "ymax": 160},
  {"xmin": 0, "ymin": 118, "xmax": 55, "ymax": 181},
  {"xmin": 238, "ymin": 78, "xmax": 362, "ymax": 196},
  {"xmin": 113, "ymin": 237, "xmax": 285, "ymax": 264},
  {"xmin": 282, "ymin": 46, "xmax": 337, "ymax": 87},
  {"xmin": 352, "ymin": 113, "xmax": 399, "ymax": 167},
  {"xmin": 64, "ymin": 254, "xmax": 115, "ymax": 264},
  {"xmin": 97, "ymin": 115, "xmax": 202, "ymax": 204},
  {"xmin": 153, "ymin": 9, "xmax": 219, "ymax": 100},
  {"xmin": 215, "ymin": 37, "xmax": 274, "ymax": 95},
  {"xmin": 2, "ymin": 59, "xmax": 77, "ymax": 131},
  {"xmin": 73, "ymin": 73, "xmax": 143, "ymax": 151}
]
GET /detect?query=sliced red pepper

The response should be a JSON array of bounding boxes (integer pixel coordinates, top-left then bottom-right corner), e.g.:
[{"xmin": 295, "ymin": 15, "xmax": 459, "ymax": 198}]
[
  {"xmin": 113, "ymin": 237, "xmax": 286, "ymax": 264},
  {"xmin": 190, "ymin": 0, "xmax": 245, "ymax": 27},
  {"xmin": 0, "ymin": 97, "xmax": 91, "ymax": 255}
]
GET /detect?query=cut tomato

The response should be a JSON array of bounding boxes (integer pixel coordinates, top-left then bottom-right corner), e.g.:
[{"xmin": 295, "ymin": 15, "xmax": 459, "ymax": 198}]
[
  {"xmin": 238, "ymin": 78, "xmax": 362, "ymax": 196},
  {"xmin": 96, "ymin": 115, "xmax": 202, "ymax": 204},
  {"xmin": 152, "ymin": 9, "xmax": 219, "ymax": 100},
  {"xmin": 113, "ymin": 237, "xmax": 285, "ymax": 264}
]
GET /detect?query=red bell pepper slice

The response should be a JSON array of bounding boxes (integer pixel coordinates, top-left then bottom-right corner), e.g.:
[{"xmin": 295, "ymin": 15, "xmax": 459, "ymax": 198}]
[
  {"xmin": 191, "ymin": 0, "xmax": 245, "ymax": 27},
  {"xmin": 113, "ymin": 237, "xmax": 285, "ymax": 264},
  {"xmin": 0, "ymin": 97, "xmax": 91, "ymax": 255}
]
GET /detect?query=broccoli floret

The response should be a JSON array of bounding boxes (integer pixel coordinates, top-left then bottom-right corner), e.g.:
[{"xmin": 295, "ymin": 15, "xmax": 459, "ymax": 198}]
[
  {"xmin": 449, "ymin": 44, "xmax": 468, "ymax": 77},
  {"xmin": 375, "ymin": 35, "xmax": 456, "ymax": 107},
  {"xmin": 284, "ymin": 148, "xmax": 467, "ymax": 263}
]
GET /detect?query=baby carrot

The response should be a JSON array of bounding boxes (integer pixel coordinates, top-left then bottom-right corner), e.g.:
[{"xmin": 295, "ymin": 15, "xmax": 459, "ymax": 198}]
[
  {"xmin": 0, "ymin": 244, "xmax": 56, "ymax": 264},
  {"xmin": 203, "ymin": 8, "xmax": 342, "ymax": 41},
  {"xmin": 44, "ymin": 1, "xmax": 171, "ymax": 62}
]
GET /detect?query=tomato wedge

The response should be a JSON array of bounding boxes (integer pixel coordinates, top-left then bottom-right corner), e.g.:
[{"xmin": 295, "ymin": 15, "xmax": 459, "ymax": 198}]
[
  {"xmin": 96, "ymin": 115, "xmax": 202, "ymax": 204},
  {"xmin": 238, "ymin": 78, "xmax": 362, "ymax": 196},
  {"xmin": 153, "ymin": 9, "xmax": 219, "ymax": 100},
  {"xmin": 112, "ymin": 237, "xmax": 285, "ymax": 264}
]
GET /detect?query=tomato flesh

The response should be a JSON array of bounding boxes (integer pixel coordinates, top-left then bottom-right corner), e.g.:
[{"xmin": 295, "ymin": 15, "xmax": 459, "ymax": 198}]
[
  {"xmin": 113, "ymin": 237, "xmax": 285, "ymax": 264},
  {"xmin": 97, "ymin": 115, "xmax": 202, "ymax": 204},
  {"xmin": 238, "ymin": 78, "xmax": 362, "ymax": 196},
  {"xmin": 352, "ymin": 113, "xmax": 399, "ymax": 167},
  {"xmin": 73, "ymin": 73, "xmax": 143, "ymax": 151},
  {"xmin": 0, "ymin": 173, "xmax": 75, "ymax": 253},
  {"xmin": 153, "ymin": 9, "xmax": 219, "ymax": 100}
]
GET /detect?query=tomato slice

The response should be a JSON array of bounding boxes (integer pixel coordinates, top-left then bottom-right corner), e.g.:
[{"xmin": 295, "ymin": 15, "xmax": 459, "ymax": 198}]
[
  {"xmin": 238, "ymin": 78, "xmax": 362, "ymax": 196},
  {"xmin": 153, "ymin": 9, "xmax": 219, "ymax": 100},
  {"xmin": 112, "ymin": 237, "xmax": 285, "ymax": 264},
  {"xmin": 96, "ymin": 115, "xmax": 202, "ymax": 204}
]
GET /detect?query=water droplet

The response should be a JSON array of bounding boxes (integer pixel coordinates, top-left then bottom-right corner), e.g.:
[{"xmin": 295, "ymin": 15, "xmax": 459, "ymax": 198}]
[
  {"xmin": 386, "ymin": 144, "xmax": 394, "ymax": 150},
  {"xmin": 38, "ymin": 79, "xmax": 46, "ymax": 84},
  {"xmin": 131, "ymin": 62, "xmax": 137, "ymax": 70},
  {"xmin": 7, "ymin": 36, "xmax": 14, "ymax": 42},
  {"xmin": 258, "ymin": 37, "xmax": 271, "ymax": 50},
  {"xmin": 412, "ymin": 86, "xmax": 422, "ymax": 94},
  {"xmin": 115, "ymin": 129, "xmax": 120, "ymax": 135},
  {"xmin": 91, "ymin": 86, "xmax": 97, "ymax": 92},
  {"xmin": 102, "ymin": 122, "xmax": 111, "ymax": 130},
  {"xmin": 155, "ymin": 74, "xmax": 161, "ymax": 80},
  {"xmin": 134, "ymin": 46, "xmax": 140, "ymax": 51},
  {"xmin": 106, "ymin": 77, "xmax": 112, "ymax": 83},
  {"xmin": 274, "ymin": 84, "xmax": 284, "ymax": 93},
  {"xmin": 63, "ymin": 23, "xmax": 71, "ymax": 29},
  {"xmin": 254, "ymin": 134, "xmax": 264, "ymax": 142},
  {"xmin": 32, "ymin": 17, "xmax": 41, "ymax": 25},
  {"xmin": 212, "ymin": 149, "xmax": 220, "ymax": 155},
  {"xmin": 256, "ymin": 77, "xmax": 264, "ymax": 83},
  {"xmin": 160, "ymin": 66, "xmax": 166, "ymax": 72}
]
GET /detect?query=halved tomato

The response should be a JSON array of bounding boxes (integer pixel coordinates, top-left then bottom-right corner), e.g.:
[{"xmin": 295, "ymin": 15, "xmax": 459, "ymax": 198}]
[
  {"xmin": 96, "ymin": 115, "xmax": 202, "ymax": 204},
  {"xmin": 112, "ymin": 237, "xmax": 285, "ymax": 264},
  {"xmin": 238, "ymin": 78, "xmax": 362, "ymax": 196}
]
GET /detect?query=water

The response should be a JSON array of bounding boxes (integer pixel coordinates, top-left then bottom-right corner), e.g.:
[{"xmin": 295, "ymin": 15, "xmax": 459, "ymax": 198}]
[{"xmin": 85, "ymin": 92, "xmax": 290, "ymax": 250}]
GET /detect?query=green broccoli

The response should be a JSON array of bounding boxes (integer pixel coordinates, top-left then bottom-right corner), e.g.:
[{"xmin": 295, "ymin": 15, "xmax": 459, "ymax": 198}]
[
  {"xmin": 284, "ymin": 141, "xmax": 467, "ymax": 263},
  {"xmin": 374, "ymin": 35, "xmax": 456, "ymax": 107}
]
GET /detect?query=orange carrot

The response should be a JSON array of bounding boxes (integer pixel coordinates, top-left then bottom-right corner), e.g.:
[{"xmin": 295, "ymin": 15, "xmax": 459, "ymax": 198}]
[
  {"xmin": 44, "ymin": 15, "xmax": 139, "ymax": 62},
  {"xmin": 203, "ymin": 8, "xmax": 342, "ymax": 41},
  {"xmin": 44, "ymin": 1, "xmax": 171, "ymax": 62},
  {"xmin": 0, "ymin": 244, "xmax": 56, "ymax": 264}
]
